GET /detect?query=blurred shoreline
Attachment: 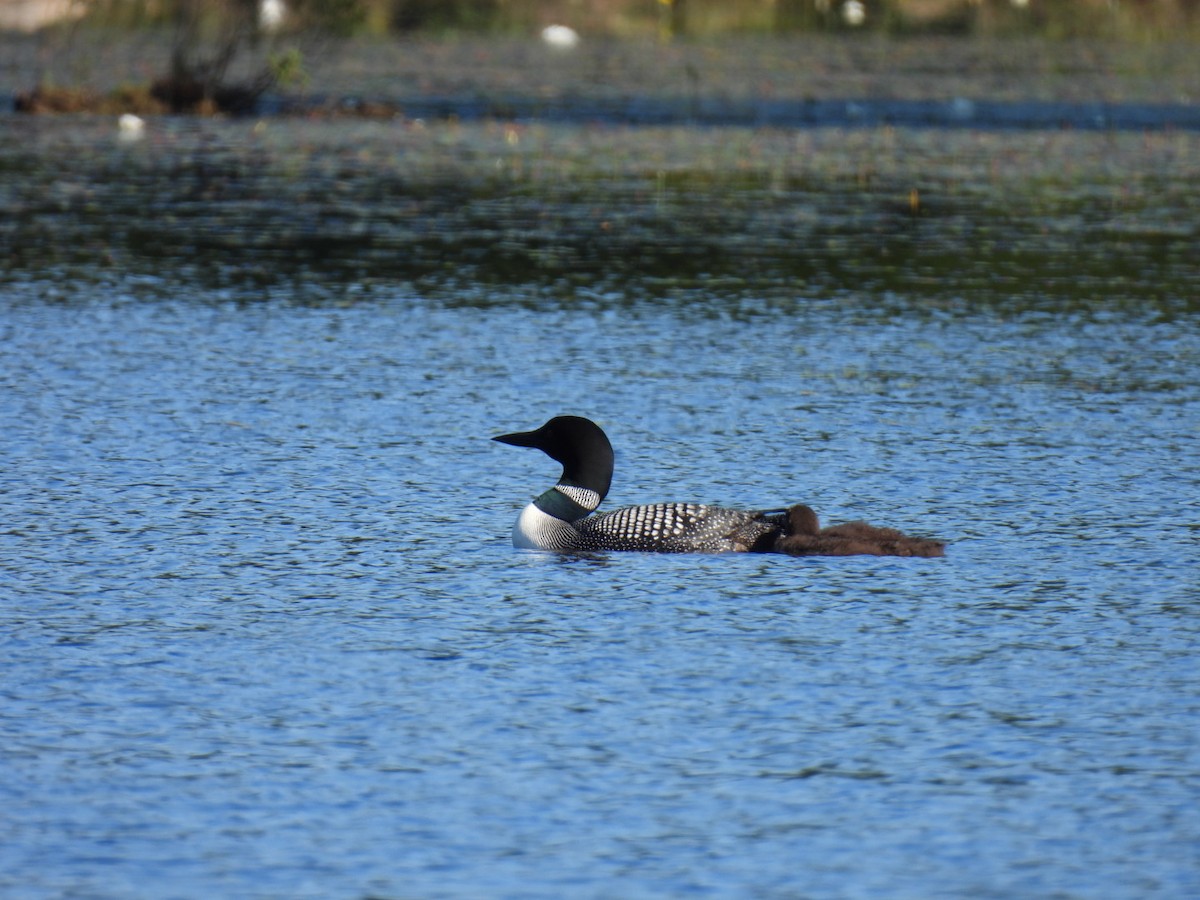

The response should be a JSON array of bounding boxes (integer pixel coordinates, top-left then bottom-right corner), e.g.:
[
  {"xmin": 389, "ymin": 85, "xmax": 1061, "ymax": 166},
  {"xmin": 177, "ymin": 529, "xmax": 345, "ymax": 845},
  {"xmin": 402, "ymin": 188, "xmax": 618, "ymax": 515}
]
[{"xmin": 4, "ymin": 31, "xmax": 1199, "ymax": 114}]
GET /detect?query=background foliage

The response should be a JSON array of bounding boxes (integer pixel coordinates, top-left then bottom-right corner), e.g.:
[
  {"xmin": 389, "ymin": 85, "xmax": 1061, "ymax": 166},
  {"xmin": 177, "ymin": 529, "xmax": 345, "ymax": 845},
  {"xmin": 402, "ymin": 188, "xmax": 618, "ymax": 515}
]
[{"xmin": 62, "ymin": 0, "xmax": 1200, "ymax": 38}]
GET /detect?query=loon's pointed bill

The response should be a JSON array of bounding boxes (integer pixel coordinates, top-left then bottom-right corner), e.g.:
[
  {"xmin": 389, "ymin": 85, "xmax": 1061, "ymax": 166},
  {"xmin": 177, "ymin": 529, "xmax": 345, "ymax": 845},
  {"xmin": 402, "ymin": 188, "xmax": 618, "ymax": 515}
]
[
  {"xmin": 493, "ymin": 415, "xmax": 945, "ymax": 557},
  {"xmin": 492, "ymin": 428, "xmax": 540, "ymax": 447}
]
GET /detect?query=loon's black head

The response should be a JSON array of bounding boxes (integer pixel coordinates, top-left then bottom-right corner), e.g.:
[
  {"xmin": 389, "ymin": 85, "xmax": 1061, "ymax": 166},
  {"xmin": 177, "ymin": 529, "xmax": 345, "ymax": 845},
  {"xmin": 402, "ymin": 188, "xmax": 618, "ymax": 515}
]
[{"xmin": 493, "ymin": 415, "xmax": 615, "ymax": 500}]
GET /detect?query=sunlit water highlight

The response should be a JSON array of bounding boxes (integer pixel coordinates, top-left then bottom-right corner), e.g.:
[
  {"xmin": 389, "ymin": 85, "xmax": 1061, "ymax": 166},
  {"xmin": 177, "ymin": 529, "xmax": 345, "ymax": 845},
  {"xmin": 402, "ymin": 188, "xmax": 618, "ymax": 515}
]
[{"xmin": 2, "ymin": 285, "xmax": 1198, "ymax": 897}]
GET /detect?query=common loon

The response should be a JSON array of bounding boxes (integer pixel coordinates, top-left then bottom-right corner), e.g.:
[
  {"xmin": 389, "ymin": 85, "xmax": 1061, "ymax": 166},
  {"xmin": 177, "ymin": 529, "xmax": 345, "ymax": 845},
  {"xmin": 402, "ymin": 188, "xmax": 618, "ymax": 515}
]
[{"xmin": 493, "ymin": 416, "xmax": 945, "ymax": 557}]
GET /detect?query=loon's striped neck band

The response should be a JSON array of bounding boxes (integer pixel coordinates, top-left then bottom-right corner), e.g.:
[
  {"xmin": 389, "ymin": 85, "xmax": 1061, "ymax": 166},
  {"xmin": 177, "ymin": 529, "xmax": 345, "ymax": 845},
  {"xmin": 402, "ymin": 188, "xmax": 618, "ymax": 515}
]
[{"xmin": 546, "ymin": 484, "xmax": 602, "ymax": 517}]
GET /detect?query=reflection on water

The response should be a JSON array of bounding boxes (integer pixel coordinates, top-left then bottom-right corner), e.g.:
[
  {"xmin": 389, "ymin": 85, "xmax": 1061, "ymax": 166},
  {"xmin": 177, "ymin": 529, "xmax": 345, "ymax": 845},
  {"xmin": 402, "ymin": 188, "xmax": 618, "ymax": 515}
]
[
  {"xmin": 2, "ymin": 116, "xmax": 1198, "ymax": 310},
  {"xmin": 1, "ymin": 282, "xmax": 1198, "ymax": 896}
]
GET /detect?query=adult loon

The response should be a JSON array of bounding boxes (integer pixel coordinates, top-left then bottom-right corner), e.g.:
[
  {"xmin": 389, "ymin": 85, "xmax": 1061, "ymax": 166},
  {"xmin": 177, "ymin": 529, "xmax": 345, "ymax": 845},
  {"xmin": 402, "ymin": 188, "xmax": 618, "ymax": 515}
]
[{"xmin": 493, "ymin": 416, "xmax": 944, "ymax": 557}]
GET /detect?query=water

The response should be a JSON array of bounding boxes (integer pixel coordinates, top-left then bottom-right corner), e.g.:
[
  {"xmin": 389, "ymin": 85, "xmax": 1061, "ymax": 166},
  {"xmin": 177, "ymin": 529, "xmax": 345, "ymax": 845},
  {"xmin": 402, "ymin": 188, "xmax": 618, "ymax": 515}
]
[
  {"xmin": 4, "ymin": 115, "xmax": 1199, "ymax": 303},
  {"xmin": 2, "ymin": 282, "xmax": 1198, "ymax": 897}
]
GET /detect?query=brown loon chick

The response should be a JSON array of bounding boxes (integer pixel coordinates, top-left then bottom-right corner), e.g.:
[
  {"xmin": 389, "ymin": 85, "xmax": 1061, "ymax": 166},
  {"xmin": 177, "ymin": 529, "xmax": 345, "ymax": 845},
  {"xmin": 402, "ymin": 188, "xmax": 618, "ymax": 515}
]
[
  {"xmin": 773, "ymin": 504, "xmax": 945, "ymax": 558},
  {"xmin": 494, "ymin": 415, "xmax": 945, "ymax": 558}
]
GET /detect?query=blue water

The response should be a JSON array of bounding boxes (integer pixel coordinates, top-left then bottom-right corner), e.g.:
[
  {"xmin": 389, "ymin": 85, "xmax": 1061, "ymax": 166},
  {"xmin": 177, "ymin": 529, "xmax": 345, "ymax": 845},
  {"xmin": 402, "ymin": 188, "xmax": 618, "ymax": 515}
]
[{"xmin": 2, "ymin": 284, "xmax": 1198, "ymax": 898}]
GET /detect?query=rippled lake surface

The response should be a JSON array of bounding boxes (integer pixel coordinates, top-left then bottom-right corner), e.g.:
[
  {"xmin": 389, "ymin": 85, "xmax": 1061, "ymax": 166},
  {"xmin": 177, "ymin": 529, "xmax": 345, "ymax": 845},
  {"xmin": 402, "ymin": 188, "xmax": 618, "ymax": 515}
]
[{"xmin": 2, "ymin": 116, "xmax": 1200, "ymax": 898}]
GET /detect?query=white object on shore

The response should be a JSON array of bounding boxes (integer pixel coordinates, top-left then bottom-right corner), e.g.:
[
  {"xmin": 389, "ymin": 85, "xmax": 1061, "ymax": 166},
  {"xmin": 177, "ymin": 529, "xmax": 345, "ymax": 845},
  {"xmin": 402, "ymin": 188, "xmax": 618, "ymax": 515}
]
[
  {"xmin": 260, "ymin": 0, "xmax": 286, "ymax": 32},
  {"xmin": 540, "ymin": 25, "xmax": 579, "ymax": 50},
  {"xmin": 118, "ymin": 114, "xmax": 145, "ymax": 140},
  {"xmin": 842, "ymin": 1, "xmax": 866, "ymax": 26}
]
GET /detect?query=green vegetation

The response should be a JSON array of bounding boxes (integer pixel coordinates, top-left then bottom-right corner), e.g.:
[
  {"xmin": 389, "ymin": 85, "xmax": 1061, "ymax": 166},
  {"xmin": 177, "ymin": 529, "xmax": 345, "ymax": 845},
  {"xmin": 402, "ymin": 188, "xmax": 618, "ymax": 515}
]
[
  {"xmin": 9, "ymin": 0, "xmax": 1198, "ymax": 115},
  {"xmin": 57, "ymin": 0, "xmax": 1200, "ymax": 39},
  {"xmin": 413, "ymin": 0, "xmax": 1197, "ymax": 39},
  {"xmin": 14, "ymin": 0, "xmax": 362, "ymax": 112}
]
